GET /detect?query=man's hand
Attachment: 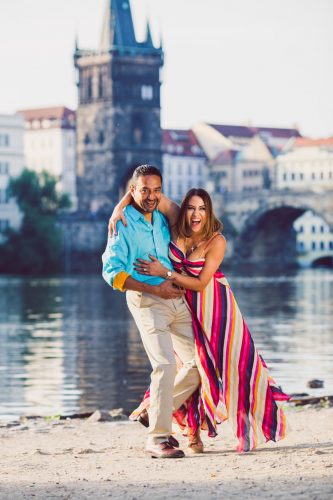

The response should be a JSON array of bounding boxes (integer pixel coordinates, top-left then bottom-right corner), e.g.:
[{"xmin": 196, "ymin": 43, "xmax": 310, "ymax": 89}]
[
  {"xmin": 109, "ymin": 206, "xmax": 127, "ymax": 236},
  {"xmin": 155, "ymin": 280, "xmax": 184, "ymax": 299}
]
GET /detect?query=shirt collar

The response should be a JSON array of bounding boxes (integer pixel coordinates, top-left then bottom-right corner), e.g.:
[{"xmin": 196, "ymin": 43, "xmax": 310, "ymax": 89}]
[{"xmin": 125, "ymin": 204, "xmax": 147, "ymax": 222}]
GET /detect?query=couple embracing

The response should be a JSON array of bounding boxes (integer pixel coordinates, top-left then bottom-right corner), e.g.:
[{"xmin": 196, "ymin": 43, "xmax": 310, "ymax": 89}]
[{"xmin": 102, "ymin": 164, "xmax": 289, "ymax": 459}]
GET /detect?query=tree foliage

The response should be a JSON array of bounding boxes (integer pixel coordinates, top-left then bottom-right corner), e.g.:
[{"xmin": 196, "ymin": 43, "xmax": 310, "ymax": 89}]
[{"xmin": 0, "ymin": 169, "xmax": 70, "ymax": 274}]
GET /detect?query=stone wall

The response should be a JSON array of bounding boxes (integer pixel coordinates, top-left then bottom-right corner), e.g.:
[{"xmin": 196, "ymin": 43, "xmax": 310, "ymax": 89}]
[{"xmin": 57, "ymin": 213, "xmax": 109, "ymax": 273}]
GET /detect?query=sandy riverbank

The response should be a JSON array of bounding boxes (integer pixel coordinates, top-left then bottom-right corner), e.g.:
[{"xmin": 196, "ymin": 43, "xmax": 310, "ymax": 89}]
[{"xmin": 0, "ymin": 406, "xmax": 332, "ymax": 499}]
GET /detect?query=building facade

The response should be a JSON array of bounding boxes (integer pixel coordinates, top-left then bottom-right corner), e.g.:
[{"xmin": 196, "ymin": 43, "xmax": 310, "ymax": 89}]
[
  {"xmin": 18, "ymin": 107, "xmax": 77, "ymax": 210},
  {"xmin": 276, "ymin": 137, "xmax": 333, "ymax": 192},
  {"xmin": 162, "ymin": 129, "xmax": 207, "ymax": 202},
  {"xmin": 193, "ymin": 122, "xmax": 301, "ymax": 196},
  {"xmin": 74, "ymin": 0, "xmax": 163, "ymax": 213},
  {"xmin": 0, "ymin": 114, "xmax": 24, "ymax": 242},
  {"xmin": 294, "ymin": 210, "xmax": 333, "ymax": 267}
]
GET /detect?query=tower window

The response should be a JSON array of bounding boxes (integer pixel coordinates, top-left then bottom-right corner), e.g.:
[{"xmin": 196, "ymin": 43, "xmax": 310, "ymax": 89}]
[
  {"xmin": 84, "ymin": 134, "xmax": 90, "ymax": 145},
  {"xmin": 141, "ymin": 85, "xmax": 153, "ymax": 100},
  {"xmin": 87, "ymin": 76, "xmax": 92, "ymax": 100},
  {"xmin": 132, "ymin": 114, "xmax": 145, "ymax": 145},
  {"xmin": 98, "ymin": 73, "xmax": 103, "ymax": 98},
  {"xmin": 98, "ymin": 131, "xmax": 105, "ymax": 145}
]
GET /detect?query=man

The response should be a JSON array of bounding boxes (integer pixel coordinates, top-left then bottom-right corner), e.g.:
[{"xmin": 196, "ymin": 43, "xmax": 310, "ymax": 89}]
[{"xmin": 102, "ymin": 165, "xmax": 199, "ymax": 459}]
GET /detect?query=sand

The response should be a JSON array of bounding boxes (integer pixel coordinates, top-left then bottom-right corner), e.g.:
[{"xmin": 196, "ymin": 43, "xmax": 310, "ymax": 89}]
[{"xmin": 0, "ymin": 406, "xmax": 332, "ymax": 500}]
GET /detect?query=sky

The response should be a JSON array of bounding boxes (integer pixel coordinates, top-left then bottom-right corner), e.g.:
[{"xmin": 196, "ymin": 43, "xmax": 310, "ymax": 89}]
[{"xmin": 1, "ymin": 0, "xmax": 333, "ymax": 138}]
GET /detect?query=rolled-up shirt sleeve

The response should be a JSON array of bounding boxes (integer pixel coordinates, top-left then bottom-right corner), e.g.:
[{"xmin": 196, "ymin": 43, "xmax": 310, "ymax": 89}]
[{"xmin": 102, "ymin": 226, "xmax": 131, "ymax": 291}]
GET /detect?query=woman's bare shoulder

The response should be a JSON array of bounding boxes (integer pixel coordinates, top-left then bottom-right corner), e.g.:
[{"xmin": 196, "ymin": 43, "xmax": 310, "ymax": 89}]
[
  {"xmin": 214, "ymin": 233, "xmax": 227, "ymax": 246},
  {"xmin": 207, "ymin": 233, "xmax": 226, "ymax": 254}
]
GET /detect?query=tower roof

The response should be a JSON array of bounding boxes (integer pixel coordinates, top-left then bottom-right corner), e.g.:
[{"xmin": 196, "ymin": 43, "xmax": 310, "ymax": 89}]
[{"xmin": 99, "ymin": 0, "xmax": 160, "ymax": 54}]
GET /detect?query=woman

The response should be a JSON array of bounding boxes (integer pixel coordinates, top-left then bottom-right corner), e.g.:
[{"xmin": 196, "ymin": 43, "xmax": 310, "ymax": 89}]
[{"xmin": 110, "ymin": 188, "xmax": 289, "ymax": 453}]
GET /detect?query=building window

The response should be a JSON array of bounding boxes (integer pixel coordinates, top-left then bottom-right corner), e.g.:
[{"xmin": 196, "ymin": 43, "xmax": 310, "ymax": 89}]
[
  {"xmin": 84, "ymin": 134, "xmax": 90, "ymax": 145},
  {"xmin": 141, "ymin": 85, "xmax": 153, "ymax": 100},
  {"xmin": 291, "ymin": 173, "xmax": 295, "ymax": 180},
  {"xmin": 0, "ymin": 219, "xmax": 9, "ymax": 232},
  {"xmin": 0, "ymin": 189, "xmax": 9, "ymax": 204},
  {"xmin": 297, "ymin": 241, "xmax": 304, "ymax": 251},
  {"xmin": 298, "ymin": 225, "xmax": 304, "ymax": 233},
  {"xmin": 329, "ymin": 241, "xmax": 333, "ymax": 250},
  {"xmin": 320, "ymin": 225, "xmax": 325, "ymax": 233},
  {"xmin": 312, "ymin": 241, "xmax": 316, "ymax": 250},
  {"xmin": 320, "ymin": 172, "xmax": 324, "ymax": 179},
  {"xmin": 0, "ymin": 134, "xmax": 9, "ymax": 147},
  {"xmin": 283, "ymin": 173, "xmax": 287, "ymax": 181},
  {"xmin": 311, "ymin": 225, "xmax": 316, "ymax": 233},
  {"xmin": 300, "ymin": 173, "xmax": 304, "ymax": 180},
  {"xmin": 320, "ymin": 241, "xmax": 325, "ymax": 250},
  {"xmin": 0, "ymin": 162, "xmax": 9, "ymax": 174}
]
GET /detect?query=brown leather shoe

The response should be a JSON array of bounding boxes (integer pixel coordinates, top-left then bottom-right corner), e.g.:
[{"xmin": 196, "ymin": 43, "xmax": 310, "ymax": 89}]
[
  {"xmin": 145, "ymin": 441, "xmax": 185, "ymax": 459},
  {"xmin": 138, "ymin": 410, "xmax": 179, "ymax": 448}
]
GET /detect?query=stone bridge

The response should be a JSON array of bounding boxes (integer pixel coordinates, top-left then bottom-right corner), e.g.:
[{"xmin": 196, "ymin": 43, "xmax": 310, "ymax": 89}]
[{"xmin": 211, "ymin": 189, "xmax": 333, "ymax": 267}]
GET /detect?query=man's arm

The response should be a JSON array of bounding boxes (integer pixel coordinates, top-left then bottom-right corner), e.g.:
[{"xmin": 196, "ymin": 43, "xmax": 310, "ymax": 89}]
[
  {"xmin": 124, "ymin": 275, "xmax": 183, "ymax": 299},
  {"xmin": 102, "ymin": 225, "xmax": 183, "ymax": 299}
]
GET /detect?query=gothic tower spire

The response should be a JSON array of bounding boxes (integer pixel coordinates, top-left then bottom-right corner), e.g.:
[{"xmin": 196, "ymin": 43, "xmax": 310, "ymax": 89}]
[
  {"xmin": 75, "ymin": 0, "xmax": 164, "ymax": 212},
  {"xmin": 99, "ymin": 0, "xmax": 138, "ymax": 51}
]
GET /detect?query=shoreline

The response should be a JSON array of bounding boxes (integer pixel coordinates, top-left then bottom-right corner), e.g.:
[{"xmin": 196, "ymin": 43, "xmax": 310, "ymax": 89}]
[{"xmin": 0, "ymin": 405, "xmax": 332, "ymax": 499}]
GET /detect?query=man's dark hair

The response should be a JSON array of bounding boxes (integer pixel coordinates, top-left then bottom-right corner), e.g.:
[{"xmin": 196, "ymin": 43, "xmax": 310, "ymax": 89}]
[{"xmin": 131, "ymin": 164, "xmax": 163, "ymax": 185}]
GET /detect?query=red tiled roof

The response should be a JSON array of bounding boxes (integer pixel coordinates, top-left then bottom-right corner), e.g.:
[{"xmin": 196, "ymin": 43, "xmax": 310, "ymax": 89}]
[
  {"xmin": 163, "ymin": 129, "xmax": 206, "ymax": 157},
  {"xmin": 293, "ymin": 137, "xmax": 333, "ymax": 148},
  {"xmin": 18, "ymin": 106, "xmax": 75, "ymax": 129},
  {"xmin": 209, "ymin": 123, "xmax": 301, "ymax": 140},
  {"xmin": 255, "ymin": 126, "xmax": 301, "ymax": 138},
  {"xmin": 210, "ymin": 124, "xmax": 255, "ymax": 138},
  {"xmin": 211, "ymin": 149, "xmax": 237, "ymax": 165}
]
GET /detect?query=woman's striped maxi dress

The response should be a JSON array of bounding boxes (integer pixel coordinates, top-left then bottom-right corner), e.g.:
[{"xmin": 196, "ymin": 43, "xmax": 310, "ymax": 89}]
[{"xmin": 131, "ymin": 240, "xmax": 290, "ymax": 452}]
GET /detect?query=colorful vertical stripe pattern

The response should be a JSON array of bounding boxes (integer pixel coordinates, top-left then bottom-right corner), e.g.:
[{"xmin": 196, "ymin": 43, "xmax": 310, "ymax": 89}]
[{"xmin": 130, "ymin": 240, "xmax": 290, "ymax": 452}]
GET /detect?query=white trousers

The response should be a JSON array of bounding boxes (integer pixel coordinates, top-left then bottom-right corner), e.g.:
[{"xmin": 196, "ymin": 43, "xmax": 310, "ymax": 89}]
[{"xmin": 126, "ymin": 291, "xmax": 200, "ymax": 445}]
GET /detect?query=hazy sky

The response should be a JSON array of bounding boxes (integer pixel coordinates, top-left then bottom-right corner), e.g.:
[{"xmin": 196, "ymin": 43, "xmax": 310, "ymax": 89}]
[{"xmin": 1, "ymin": 0, "xmax": 333, "ymax": 137}]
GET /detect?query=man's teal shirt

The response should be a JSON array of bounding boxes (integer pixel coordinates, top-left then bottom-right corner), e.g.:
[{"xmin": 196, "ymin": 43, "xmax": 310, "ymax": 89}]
[{"xmin": 102, "ymin": 205, "xmax": 173, "ymax": 289}]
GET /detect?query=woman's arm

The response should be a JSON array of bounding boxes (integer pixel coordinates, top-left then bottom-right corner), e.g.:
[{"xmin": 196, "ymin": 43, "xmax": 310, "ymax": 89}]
[
  {"xmin": 109, "ymin": 192, "xmax": 180, "ymax": 236},
  {"xmin": 134, "ymin": 235, "xmax": 226, "ymax": 292}
]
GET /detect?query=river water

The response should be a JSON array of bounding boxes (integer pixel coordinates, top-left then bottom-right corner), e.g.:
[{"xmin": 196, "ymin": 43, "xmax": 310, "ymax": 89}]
[{"xmin": 0, "ymin": 269, "xmax": 332, "ymax": 420}]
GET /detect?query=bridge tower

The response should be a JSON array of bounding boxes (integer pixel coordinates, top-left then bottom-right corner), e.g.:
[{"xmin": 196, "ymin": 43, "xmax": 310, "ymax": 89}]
[{"xmin": 74, "ymin": 0, "xmax": 163, "ymax": 213}]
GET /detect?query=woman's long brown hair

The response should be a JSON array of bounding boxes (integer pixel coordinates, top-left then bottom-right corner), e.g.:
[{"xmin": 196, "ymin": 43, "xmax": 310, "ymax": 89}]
[{"xmin": 176, "ymin": 188, "xmax": 223, "ymax": 240}]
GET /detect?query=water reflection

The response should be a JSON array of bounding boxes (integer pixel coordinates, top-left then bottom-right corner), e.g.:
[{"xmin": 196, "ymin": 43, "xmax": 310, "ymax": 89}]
[{"xmin": 0, "ymin": 269, "xmax": 332, "ymax": 419}]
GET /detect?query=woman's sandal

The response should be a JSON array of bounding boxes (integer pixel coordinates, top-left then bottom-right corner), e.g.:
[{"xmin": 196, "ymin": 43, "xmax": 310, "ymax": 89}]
[{"xmin": 187, "ymin": 433, "xmax": 204, "ymax": 454}]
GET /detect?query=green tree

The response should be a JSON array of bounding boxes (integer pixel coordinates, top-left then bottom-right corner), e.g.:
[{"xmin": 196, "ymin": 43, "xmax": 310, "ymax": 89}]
[{"xmin": 0, "ymin": 169, "xmax": 70, "ymax": 274}]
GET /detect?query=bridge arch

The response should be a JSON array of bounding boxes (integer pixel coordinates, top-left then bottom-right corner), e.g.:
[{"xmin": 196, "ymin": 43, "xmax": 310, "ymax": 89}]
[
  {"xmin": 312, "ymin": 255, "xmax": 333, "ymax": 268},
  {"xmin": 234, "ymin": 201, "xmax": 331, "ymax": 268}
]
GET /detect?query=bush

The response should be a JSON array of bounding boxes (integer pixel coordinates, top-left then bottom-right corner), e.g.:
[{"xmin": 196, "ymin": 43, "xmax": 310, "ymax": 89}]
[{"xmin": 0, "ymin": 169, "xmax": 70, "ymax": 274}]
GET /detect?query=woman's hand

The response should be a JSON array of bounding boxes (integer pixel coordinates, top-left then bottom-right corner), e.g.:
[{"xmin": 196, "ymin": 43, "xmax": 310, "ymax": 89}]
[
  {"xmin": 134, "ymin": 255, "xmax": 167, "ymax": 277},
  {"xmin": 109, "ymin": 205, "xmax": 127, "ymax": 236}
]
